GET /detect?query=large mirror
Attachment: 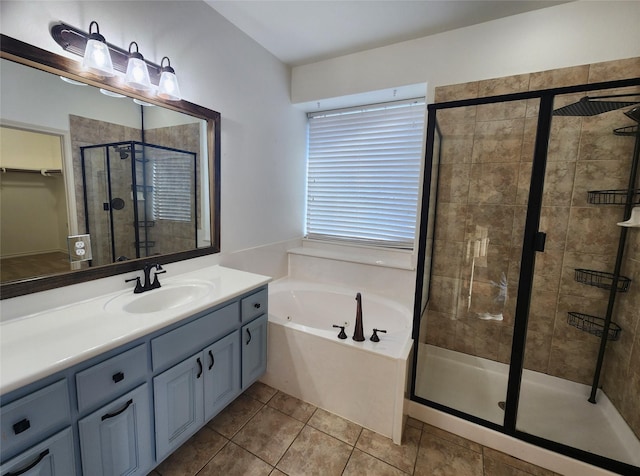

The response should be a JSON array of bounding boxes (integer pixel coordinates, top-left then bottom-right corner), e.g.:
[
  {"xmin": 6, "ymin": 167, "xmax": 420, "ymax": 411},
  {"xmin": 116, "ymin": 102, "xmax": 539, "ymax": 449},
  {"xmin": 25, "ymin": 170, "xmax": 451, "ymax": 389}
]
[{"xmin": 0, "ymin": 35, "xmax": 221, "ymax": 299}]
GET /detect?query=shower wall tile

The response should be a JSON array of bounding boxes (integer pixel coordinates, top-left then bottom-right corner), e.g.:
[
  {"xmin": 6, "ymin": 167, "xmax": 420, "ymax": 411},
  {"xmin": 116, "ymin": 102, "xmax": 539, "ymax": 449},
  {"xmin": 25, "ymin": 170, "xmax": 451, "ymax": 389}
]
[
  {"xmin": 478, "ymin": 74, "xmax": 530, "ymax": 96},
  {"xmin": 565, "ymin": 207, "xmax": 621, "ymax": 256},
  {"xmin": 434, "ymin": 82, "xmax": 479, "ymax": 102},
  {"xmin": 538, "ymin": 206, "xmax": 570, "ymax": 251},
  {"xmin": 466, "ymin": 204, "xmax": 515, "ymax": 247},
  {"xmin": 578, "ymin": 127, "xmax": 636, "ymax": 163},
  {"xmin": 529, "ymin": 65, "xmax": 590, "ymax": 90},
  {"xmin": 527, "ymin": 290, "xmax": 558, "ymax": 336},
  {"xmin": 423, "ymin": 310, "xmax": 457, "ymax": 349},
  {"xmin": 431, "ymin": 240, "xmax": 464, "ymax": 279},
  {"xmin": 524, "ymin": 330, "xmax": 552, "ymax": 374},
  {"xmin": 520, "ymin": 116, "xmax": 537, "ymax": 161},
  {"xmin": 476, "ymin": 100, "xmax": 527, "ymax": 122},
  {"xmin": 515, "ymin": 162, "xmax": 531, "ymax": 206},
  {"xmin": 468, "ymin": 163, "xmax": 519, "ymax": 204},
  {"xmin": 434, "ymin": 203, "xmax": 468, "ymax": 241},
  {"xmin": 436, "ymin": 163, "xmax": 470, "ymax": 203},
  {"xmin": 439, "ymin": 124, "xmax": 475, "ymax": 164},
  {"xmin": 437, "ymin": 106, "xmax": 478, "ymax": 126},
  {"xmin": 471, "ymin": 119, "xmax": 526, "ymax": 163},
  {"xmin": 587, "ymin": 56, "xmax": 640, "ymax": 83},
  {"xmin": 532, "ymin": 250, "xmax": 563, "ymax": 295},
  {"xmin": 541, "ymin": 162, "xmax": 576, "ymax": 207},
  {"xmin": 428, "ymin": 276, "xmax": 464, "ymax": 316},
  {"xmin": 547, "ymin": 116, "xmax": 582, "ymax": 162}
]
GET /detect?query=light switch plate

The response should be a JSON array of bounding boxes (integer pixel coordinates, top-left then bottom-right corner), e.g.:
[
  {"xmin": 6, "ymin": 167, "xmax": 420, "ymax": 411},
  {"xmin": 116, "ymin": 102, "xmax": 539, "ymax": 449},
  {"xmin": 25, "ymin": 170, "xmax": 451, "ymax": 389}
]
[{"xmin": 67, "ymin": 234, "xmax": 92, "ymax": 262}]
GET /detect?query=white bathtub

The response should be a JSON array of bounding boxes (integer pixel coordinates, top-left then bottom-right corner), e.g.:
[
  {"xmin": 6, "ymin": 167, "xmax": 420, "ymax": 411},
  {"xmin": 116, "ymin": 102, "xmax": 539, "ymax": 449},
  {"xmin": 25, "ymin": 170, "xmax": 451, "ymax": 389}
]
[{"xmin": 262, "ymin": 278, "xmax": 413, "ymax": 444}]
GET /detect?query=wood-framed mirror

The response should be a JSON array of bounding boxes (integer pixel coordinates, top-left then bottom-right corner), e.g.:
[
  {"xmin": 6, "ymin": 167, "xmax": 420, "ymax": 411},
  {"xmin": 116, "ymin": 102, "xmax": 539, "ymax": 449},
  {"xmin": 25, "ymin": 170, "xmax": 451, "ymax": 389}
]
[{"xmin": 0, "ymin": 34, "xmax": 221, "ymax": 299}]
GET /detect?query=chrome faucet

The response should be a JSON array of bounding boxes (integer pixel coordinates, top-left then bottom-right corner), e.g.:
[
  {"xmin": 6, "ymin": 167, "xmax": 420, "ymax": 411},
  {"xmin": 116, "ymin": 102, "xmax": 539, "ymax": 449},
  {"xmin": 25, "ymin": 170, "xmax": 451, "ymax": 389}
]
[
  {"xmin": 126, "ymin": 263, "xmax": 166, "ymax": 293},
  {"xmin": 353, "ymin": 292, "xmax": 365, "ymax": 341}
]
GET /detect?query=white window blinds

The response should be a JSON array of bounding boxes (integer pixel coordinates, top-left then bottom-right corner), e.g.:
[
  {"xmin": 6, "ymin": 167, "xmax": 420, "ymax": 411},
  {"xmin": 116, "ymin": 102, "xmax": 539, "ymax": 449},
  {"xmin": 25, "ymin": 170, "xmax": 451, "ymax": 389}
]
[
  {"xmin": 152, "ymin": 156, "xmax": 193, "ymax": 222},
  {"xmin": 306, "ymin": 98, "xmax": 425, "ymax": 249}
]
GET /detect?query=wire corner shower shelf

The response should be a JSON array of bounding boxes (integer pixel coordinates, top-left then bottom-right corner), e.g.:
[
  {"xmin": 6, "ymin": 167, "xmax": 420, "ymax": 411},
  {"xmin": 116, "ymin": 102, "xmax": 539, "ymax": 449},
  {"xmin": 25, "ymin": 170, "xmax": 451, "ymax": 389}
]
[
  {"xmin": 567, "ymin": 312, "xmax": 622, "ymax": 341},
  {"xmin": 587, "ymin": 188, "xmax": 640, "ymax": 205},
  {"xmin": 574, "ymin": 269, "xmax": 631, "ymax": 293}
]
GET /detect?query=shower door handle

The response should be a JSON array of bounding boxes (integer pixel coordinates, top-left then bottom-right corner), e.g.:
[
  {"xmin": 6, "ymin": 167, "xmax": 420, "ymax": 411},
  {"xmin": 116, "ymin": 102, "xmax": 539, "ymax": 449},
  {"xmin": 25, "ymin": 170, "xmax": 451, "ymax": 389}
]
[{"xmin": 534, "ymin": 232, "xmax": 546, "ymax": 252}]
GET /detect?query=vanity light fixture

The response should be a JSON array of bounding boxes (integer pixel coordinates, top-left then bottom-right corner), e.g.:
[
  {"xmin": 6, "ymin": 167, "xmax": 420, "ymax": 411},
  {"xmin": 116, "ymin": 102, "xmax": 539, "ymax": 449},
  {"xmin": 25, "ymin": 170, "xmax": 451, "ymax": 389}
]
[
  {"xmin": 157, "ymin": 57, "xmax": 182, "ymax": 101},
  {"xmin": 51, "ymin": 22, "xmax": 182, "ymax": 100},
  {"xmin": 81, "ymin": 21, "xmax": 115, "ymax": 77},
  {"xmin": 125, "ymin": 42, "xmax": 152, "ymax": 90}
]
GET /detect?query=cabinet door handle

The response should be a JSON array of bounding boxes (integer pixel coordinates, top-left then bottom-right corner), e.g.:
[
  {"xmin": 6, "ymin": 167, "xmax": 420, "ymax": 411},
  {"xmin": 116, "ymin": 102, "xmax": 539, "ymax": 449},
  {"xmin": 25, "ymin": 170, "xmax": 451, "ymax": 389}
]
[
  {"xmin": 12, "ymin": 418, "xmax": 30, "ymax": 435},
  {"xmin": 246, "ymin": 328, "xmax": 252, "ymax": 345},
  {"xmin": 112, "ymin": 371, "xmax": 125, "ymax": 383},
  {"xmin": 254, "ymin": 303, "xmax": 261, "ymax": 309},
  {"xmin": 196, "ymin": 357, "xmax": 203, "ymax": 378},
  {"xmin": 6, "ymin": 449, "xmax": 49, "ymax": 476},
  {"xmin": 101, "ymin": 399, "xmax": 133, "ymax": 421},
  {"xmin": 208, "ymin": 350, "xmax": 215, "ymax": 370}
]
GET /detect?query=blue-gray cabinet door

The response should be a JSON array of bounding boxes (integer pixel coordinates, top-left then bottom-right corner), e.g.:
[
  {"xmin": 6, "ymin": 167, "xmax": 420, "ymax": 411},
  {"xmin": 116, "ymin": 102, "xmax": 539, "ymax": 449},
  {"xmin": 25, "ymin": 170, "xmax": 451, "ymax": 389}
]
[
  {"xmin": 153, "ymin": 353, "xmax": 204, "ymax": 461},
  {"xmin": 241, "ymin": 314, "xmax": 268, "ymax": 390},
  {"xmin": 77, "ymin": 384, "xmax": 152, "ymax": 476},
  {"xmin": 0, "ymin": 427, "xmax": 75, "ymax": 476},
  {"xmin": 203, "ymin": 330, "xmax": 240, "ymax": 421}
]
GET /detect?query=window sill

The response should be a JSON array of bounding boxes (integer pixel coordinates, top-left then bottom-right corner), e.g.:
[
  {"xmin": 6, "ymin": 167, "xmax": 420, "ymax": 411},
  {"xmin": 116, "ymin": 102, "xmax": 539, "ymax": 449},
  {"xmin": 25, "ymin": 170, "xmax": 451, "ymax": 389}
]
[{"xmin": 289, "ymin": 240, "xmax": 416, "ymax": 271}]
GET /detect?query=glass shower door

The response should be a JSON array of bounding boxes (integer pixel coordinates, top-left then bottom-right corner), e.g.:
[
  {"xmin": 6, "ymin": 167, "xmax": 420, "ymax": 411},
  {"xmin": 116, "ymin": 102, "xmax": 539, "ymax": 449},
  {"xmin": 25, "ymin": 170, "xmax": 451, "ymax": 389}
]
[{"xmin": 414, "ymin": 97, "xmax": 539, "ymax": 426}]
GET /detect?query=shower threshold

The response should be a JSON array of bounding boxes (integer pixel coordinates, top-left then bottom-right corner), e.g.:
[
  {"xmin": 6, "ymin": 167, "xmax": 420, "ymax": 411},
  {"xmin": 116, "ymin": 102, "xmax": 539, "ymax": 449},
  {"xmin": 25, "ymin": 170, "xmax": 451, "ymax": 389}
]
[{"xmin": 415, "ymin": 343, "xmax": 640, "ymax": 467}]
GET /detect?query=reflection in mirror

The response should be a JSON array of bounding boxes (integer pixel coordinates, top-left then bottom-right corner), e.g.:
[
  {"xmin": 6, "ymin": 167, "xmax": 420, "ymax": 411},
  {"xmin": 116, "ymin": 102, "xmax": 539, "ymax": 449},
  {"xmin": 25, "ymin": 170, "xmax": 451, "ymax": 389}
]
[{"xmin": 0, "ymin": 35, "xmax": 220, "ymax": 299}]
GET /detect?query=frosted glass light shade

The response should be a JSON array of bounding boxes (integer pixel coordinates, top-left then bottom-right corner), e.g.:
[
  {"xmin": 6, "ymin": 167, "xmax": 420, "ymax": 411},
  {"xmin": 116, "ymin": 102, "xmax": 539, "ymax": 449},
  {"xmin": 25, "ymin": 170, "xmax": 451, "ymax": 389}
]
[
  {"xmin": 125, "ymin": 56, "xmax": 151, "ymax": 90},
  {"xmin": 158, "ymin": 70, "xmax": 181, "ymax": 101},
  {"xmin": 82, "ymin": 38, "xmax": 114, "ymax": 76}
]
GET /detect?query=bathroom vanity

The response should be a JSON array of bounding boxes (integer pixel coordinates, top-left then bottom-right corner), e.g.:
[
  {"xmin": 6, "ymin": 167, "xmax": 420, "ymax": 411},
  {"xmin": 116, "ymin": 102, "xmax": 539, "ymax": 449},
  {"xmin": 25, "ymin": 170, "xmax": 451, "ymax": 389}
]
[{"xmin": 0, "ymin": 265, "xmax": 269, "ymax": 475}]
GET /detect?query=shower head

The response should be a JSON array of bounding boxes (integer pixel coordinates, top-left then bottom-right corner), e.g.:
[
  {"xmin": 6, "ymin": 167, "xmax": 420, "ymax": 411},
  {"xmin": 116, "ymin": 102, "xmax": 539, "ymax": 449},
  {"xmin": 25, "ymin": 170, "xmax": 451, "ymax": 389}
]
[
  {"xmin": 553, "ymin": 96, "xmax": 640, "ymax": 116},
  {"xmin": 624, "ymin": 106, "xmax": 640, "ymax": 123}
]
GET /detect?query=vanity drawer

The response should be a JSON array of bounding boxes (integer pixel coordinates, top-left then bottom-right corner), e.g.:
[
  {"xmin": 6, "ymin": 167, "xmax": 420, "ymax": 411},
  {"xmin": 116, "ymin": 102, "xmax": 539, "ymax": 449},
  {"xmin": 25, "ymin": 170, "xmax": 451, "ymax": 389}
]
[
  {"xmin": 76, "ymin": 344, "xmax": 147, "ymax": 413},
  {"xmin": 241, "ymin": 288, "xmax": 267, "ymax": 322},
  {"xmin": 0, "ymin": 379, "xmax": 70, "ymax": 460},
  {"xmin": 152, "ymin": 302, "xmax": 239, "ymax": 371}
]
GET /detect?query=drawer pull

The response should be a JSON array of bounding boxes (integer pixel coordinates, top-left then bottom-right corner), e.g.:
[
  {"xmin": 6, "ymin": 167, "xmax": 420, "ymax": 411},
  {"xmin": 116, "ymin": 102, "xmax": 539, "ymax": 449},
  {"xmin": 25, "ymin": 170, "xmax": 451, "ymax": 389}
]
[
  {"xmin": 196, "ymin": 358, "xmax": 203, "ymax": 378},
  {"xmin": 254, "ymin": 303, "xmax": 261, "ymax": 309},
  {"xmin": 12, "ymin": 418, "xmax": 30, "ymax": 435},
  {"xmin": 208, "ymin": 350, "xmax": 215, "ymax": 370},
  {"xmin": 246, "ymin": 328, "xmax": 252, "ymax": 345},
  {"xmin": 112, "ymin": 371, "xmax": 125, "ymax": 383},
  {"xmin": 6, "ymin": 449, "xmax": 49, "ymax": 476},
  {"xmin": 101, "ymin": 399, "xmax": 133, "ymax": 421}
]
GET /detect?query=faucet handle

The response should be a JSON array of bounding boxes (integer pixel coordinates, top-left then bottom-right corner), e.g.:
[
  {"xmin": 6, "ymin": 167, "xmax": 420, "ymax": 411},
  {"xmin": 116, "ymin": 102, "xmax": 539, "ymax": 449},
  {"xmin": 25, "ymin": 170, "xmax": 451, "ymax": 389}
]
[
  {"xmin": 332, "ymin": 325, "xmax": 348, "ymax": 340},
  {"xmin": 125, "ymin": 276, "xmax": 144, "ymax": 294},
  {"xmin": 150, "ymin": 264, "xmax": 166, "ymax": 289},
  {"xmin": 370, "ymin": 328, "xmax": 387, "ymax": 342}
]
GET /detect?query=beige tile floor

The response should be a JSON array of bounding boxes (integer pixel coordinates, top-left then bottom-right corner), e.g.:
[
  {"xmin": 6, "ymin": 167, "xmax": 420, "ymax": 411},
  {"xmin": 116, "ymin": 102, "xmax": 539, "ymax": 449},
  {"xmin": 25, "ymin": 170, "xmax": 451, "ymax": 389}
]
[{"xmin": 148, "ymin": 382, "xmax": 561, "ymax": 476}]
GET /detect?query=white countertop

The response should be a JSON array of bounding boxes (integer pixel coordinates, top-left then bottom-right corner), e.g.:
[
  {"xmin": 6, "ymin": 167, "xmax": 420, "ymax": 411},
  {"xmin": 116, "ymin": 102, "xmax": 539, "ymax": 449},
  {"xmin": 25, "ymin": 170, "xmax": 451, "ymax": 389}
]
[{"xmin": 0, "ymin": 265, "xmax": 270, "ymax": 395}]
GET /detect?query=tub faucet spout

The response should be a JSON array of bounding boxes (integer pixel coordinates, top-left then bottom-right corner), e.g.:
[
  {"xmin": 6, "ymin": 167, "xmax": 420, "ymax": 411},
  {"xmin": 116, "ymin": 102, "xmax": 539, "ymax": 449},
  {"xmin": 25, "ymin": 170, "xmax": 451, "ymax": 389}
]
[{"xmin": 353, "ymin": 292, "xmax": 365, "ymax": 341}]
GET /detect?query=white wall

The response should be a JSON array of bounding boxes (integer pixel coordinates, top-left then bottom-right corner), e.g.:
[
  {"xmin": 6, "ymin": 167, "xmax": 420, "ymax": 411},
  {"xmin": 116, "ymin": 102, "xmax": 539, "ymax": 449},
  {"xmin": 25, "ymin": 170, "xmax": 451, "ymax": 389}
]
[
  {"xmin": 0, "ymin": 0, "xmax": 308, "ymax": 257},
  {"xmin": 291, "ymin": 0, "xmax": 640, "ymax": 104}
]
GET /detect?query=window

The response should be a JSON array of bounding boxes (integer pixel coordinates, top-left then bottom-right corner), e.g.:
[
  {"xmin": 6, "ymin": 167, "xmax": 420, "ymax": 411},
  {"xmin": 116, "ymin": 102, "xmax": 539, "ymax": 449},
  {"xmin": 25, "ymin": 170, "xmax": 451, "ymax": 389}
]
[
  {"xmin": 152, "ymin": 155, "xmax": 194, "ymax": 222},
  {"xmin": 306, "ymin": 98, "xmax": 426, "ymax": 249}
]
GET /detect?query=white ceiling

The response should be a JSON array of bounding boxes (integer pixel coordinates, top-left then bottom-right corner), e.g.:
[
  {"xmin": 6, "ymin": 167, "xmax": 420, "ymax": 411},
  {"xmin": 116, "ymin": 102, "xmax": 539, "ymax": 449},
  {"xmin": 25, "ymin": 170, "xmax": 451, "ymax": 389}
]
[{"xmin": 205, "ymin": 0, "xmax": 570, "ymax": 66}]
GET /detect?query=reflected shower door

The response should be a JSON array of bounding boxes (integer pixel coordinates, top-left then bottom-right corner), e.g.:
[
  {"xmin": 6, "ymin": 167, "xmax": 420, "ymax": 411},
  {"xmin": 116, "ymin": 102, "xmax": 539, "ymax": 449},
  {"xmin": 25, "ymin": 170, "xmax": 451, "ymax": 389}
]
[{"xmin": 415, "ymin": 97, "xmax": 539, "ymax": 425}]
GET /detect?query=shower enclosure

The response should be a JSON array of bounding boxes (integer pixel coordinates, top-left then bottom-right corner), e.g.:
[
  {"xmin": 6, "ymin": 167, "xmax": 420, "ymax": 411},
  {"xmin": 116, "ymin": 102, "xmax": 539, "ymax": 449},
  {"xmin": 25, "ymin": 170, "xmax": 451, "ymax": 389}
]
[
  {"xmin": 412, "ymin": 75, "xmax": 640, "ymax": 475},
  {"xmin": 81, "ymin": 141, "xmax": 197, "ymax": 266}
]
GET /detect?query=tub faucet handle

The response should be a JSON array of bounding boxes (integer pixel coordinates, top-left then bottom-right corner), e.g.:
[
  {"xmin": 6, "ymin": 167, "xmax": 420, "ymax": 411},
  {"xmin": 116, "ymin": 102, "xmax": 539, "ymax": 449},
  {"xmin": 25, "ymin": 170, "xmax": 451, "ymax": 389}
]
[
  {"xmin": 370, "ymin": 328, "xmax": 387, "ymax": 342},
  {"xmin": 332, "ymin": 325, "xmax": 348, "ymax": 340}
]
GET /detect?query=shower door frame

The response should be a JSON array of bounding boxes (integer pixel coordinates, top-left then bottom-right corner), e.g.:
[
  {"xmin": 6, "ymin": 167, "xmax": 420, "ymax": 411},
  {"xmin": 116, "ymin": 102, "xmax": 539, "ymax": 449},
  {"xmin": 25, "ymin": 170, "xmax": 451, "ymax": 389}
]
[{"xmin": 411, "ymin": 76, "xmax": 640, "ymax": 475}]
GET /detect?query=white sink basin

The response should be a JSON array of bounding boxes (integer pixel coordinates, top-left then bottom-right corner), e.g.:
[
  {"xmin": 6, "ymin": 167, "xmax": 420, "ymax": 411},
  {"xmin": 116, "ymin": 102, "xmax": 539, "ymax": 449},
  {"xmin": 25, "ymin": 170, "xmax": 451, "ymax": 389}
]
[{"xmin": 104, "ymin": 280, "xmax": 214, "ymax": 314}]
